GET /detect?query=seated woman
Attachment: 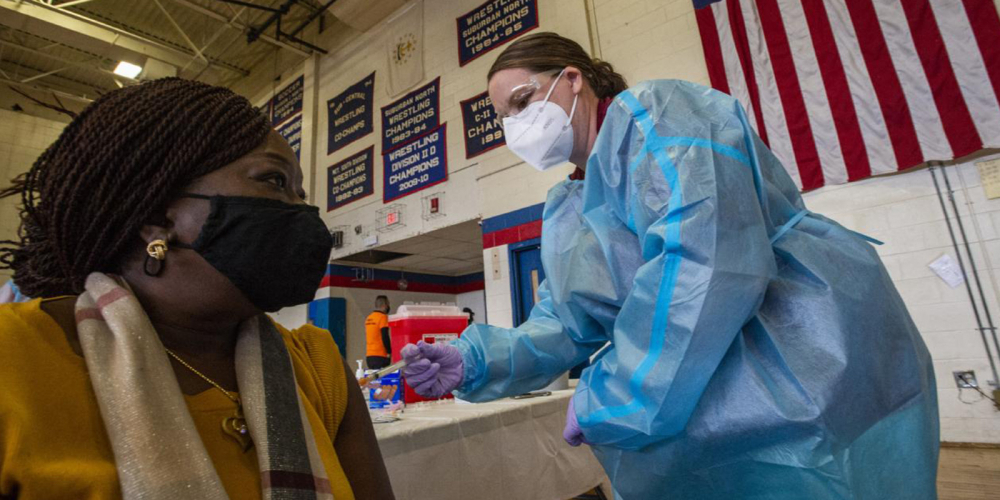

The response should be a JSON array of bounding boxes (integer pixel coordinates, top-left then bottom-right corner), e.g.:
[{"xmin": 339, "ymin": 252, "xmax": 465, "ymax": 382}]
[{"xmin": 0, "ymin": 78, "xmax": 394, "ymax": 500}]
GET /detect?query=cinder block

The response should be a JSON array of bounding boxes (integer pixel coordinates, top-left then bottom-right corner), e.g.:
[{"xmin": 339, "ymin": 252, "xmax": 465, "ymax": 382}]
[
  {"xmin": 922, "ymin": 330, "xmax": 994, "ymax": 361},
  {"xmin": 895, "ymin": 276, "xmax": 945, "ymax": 306},
  {"xmin": 885, "ymin": 196, "xmax": 949, "ymax": 228},
  {"xmin": 879, "ymin": 254, "xmax": 904, "ymax": 281},
  {"xmin": 920, "ymin": 220, "xmax": 956, "ymax": 248},
  {"xmin": 490, "ymin": 309, "xmax": 514, "ymax": 329},
  {"xmin": 663, "ymin": 0, "xmax": 692, "ymax": 21},
  {"xmin": 895, "ymin": 248, "xmax": 958, "ymax": 281},
  {"xmin": 939, "ymin": 417, "xmax": 1000, "ymax": 443},
  {"xmin": 936, "ymin": 276, "xmax": 972, "ymax": 303},
  {"xmin": 909, "ymin": 300, "xmax": 979, "ymax": 332},
  {"xmin": 937, "ymin": 388, "xmax": 1000, "ymax": 418},
  {"xmin": 879, "ymin": 224, "xmax": 926, "ymax": 256},
  {"xmin": 962, "ymin": 180, "xmax": 1000, "ymax": 214},
  {"xmin": 955, "ymin": 162, "xmax": 983, "ymax": 189},
  {"xmin": 833, "ymin": 206, "xmax": 891, "ymax": 235},
  {"xmin": 984, "ymin": 239, "xmax": 1000, "ymax": 270},
  {"xmin": 596, "ymin": 0, "xmax": 645, "ymax": 26}
]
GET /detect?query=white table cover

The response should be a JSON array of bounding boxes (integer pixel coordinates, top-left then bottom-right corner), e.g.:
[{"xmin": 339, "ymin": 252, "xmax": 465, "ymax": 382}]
[{"xmin": 374, "ymin": 390, "xmax": 610, "ymax": 500}]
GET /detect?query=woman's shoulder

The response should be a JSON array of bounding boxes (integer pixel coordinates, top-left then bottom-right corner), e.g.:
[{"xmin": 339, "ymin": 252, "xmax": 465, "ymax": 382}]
[
  {"xmin": 621, "ymin": 79, "xmax": 716, "ymax": 99},
  {"xmin": 616, "ymin": 80, "xmax": 739, "ymax": 122},
  {"xmin": 0, "ymin": 299, "xmax": 85, "ymax": 398},
  {"xmin": 272, "ymin": 320, "xmax": 350, "ymax": 431},
  {"xmin": 275, "ymin": 321, "xmax": 346, "ymax": 369},
  {"xmin": 0, "ymin": 299, "xmax": 63, "ymax": 351}
]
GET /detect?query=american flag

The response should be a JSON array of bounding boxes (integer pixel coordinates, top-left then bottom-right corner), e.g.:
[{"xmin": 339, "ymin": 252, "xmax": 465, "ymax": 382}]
[{"xmin": 693, "ymin": 0, "xmax": 1000, "ymax": 190}]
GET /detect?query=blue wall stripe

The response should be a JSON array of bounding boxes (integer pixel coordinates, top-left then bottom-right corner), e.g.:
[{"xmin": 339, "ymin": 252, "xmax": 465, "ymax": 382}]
[
  {"xmin": 482, "ymin": 202, "xmax": 545, "ymax": 234},
  {"xmin": 327, "ymin": 264, "xmax": 483, "ymax": 286}
]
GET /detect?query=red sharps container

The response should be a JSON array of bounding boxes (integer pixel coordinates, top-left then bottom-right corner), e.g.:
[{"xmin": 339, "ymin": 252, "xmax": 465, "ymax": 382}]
[{"xmin": 389, "ymin": 304, "xmax": 469, "ymax": 404}]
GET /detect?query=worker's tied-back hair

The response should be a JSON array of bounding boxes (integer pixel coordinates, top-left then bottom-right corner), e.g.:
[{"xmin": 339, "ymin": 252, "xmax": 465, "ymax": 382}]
[{"xmin": 0, "ymin": 78, "xmax": 271, "ymax": 298}]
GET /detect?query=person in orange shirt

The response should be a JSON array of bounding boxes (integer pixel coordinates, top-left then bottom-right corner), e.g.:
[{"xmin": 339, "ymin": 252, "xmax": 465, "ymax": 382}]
[{"xmin": 365, "ymin": 296, "xmax": 392, "ymax": 369}]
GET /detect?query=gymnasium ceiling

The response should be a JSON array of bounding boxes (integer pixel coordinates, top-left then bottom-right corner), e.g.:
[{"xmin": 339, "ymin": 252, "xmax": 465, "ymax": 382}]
[{"xmin": 0, "ymin": 0, "xmax": 402, "ymax": 118}]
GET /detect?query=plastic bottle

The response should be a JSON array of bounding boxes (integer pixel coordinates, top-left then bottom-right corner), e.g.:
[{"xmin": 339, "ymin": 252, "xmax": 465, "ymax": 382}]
[{"xmin": 356, "ymin": 360, "xmax": 371, "ymax": 407}]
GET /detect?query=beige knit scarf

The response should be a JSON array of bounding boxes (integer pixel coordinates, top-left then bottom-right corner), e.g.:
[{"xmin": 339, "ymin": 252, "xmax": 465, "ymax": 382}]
[{"xmin": 75, "ymin": 273, "xmax": 334, "ymax": 500}]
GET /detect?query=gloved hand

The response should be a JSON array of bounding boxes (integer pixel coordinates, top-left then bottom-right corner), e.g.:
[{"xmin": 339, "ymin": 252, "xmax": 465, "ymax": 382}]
[
  {"xmin": 401, "ymin": 341, "xmax": 464, "ymax": 398},
  {"xmin": 563, "ymin": 397, "xmax": 588, "ymax": 447}
]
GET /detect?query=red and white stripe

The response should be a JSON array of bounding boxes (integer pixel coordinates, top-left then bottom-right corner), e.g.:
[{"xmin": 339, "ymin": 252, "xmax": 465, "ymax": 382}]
[{"xmin": 695, "ymin": 0, "xmax": 1000, "ymax": 190}]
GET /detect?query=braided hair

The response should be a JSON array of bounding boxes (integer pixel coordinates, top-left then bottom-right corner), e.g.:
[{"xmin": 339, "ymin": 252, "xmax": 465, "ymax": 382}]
[
  {"xmin": 487, "ymin": 32, "xmax": 628, "ymax": 100},
  {"xmin": 0, "ymin": 78, "xmax": 271, "ymax": 298}
]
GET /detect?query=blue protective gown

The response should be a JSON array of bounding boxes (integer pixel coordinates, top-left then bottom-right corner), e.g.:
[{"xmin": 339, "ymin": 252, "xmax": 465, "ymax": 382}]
[{"xmin": 450, "ymin": 80, "xmax": 939, "ymax": 499}]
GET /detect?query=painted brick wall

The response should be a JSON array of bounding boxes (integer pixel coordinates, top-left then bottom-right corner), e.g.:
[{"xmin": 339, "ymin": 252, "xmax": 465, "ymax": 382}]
[
  {"xmin": 589, "ymin": 0, "xmax": 710, "ymax": 87},
  {"xmin": 0, "ymin": 109, "xmax": 65, "ymax": 284},
  {"xmin": 484, "ymin": 245, "xmax": 515, "ymax": 329}
]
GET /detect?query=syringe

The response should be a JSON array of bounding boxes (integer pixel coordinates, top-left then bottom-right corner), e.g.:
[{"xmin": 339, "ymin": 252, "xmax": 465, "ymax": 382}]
[{"xmin": 358, "ymin": 359, "xmax": 407, "ymax": 387}]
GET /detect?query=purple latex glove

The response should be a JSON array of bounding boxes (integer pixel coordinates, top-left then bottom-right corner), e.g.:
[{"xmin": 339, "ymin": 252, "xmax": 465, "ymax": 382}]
[
  {"xmin": 401, "ymin": 341, "xmax": 464, "ymax": 398},
  {"xmin": 563, "ymin": 397, "xmax": 588, "ymax": 447}
]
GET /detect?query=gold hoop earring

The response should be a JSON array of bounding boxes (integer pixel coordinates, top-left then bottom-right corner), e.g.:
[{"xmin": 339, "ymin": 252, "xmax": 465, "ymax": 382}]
[{"xmin": 146, "ymin": 239, "xmax": 168, "ymax": 261}]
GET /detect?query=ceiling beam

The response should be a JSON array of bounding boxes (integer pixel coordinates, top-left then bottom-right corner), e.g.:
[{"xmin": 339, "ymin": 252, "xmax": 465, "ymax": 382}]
[
  {"xmin": 20, "ymin": 64, "xmax": 66, "ymax": 82},
  {"xmin": 52, "ymin": 0, "xmax": 100, "ymax": 7},
  {"xmin": 285, "ymin": 0, "xmax": 332, "ymax": 39},
  {"xmin": 247, "ymin": 0, "xmax": 297, "ymax": 44},
  {"xmin": 152, "ymin": 0, "xmax": 207, "ymax": 63},
  {"xmin": 0, "ymin": 0, "xmax": 250, "ymax": 76},
  {"xmin": 0, "ymin": 38, "xmax": 130, "ymax": 82},
  {"xmin": 0, "ymin": 56, "xmax": 106, "ymax": 90},
  {"xmin": 1, "ymin": 76, "xmax": 93, "ymax": 103},
  {"xmin": 169, "ymin": 0, "xmax": 311, "ymax": 57},
  {"xmin": 213, "ymin": 0, "xmax": 282, "ymax": 13},
  {"xmin": 184, "ymin": 6, "xmax": 243, "ymax": 74},
  {"xmin": 0, "ymin": 60, "xmax": 100, "ymax": 100}
]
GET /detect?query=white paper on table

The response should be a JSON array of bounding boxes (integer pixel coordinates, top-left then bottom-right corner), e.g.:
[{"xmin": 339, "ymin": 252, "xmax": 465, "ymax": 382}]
[{"xmin": 929, "ymin": 254, "xmax": 965, "ymax": 288}]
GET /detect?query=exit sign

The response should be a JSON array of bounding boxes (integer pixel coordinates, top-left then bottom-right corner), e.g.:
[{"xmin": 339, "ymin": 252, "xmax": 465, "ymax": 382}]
[{"xmin": 386, "ymin": 211, "xmax": 399, "ymax": 226}]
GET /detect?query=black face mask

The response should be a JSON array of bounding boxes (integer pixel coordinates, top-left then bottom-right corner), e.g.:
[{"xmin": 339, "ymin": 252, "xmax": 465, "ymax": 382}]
[{"xmin": 174, "ymin": 194, "xmax": 333, "ymax": 312}]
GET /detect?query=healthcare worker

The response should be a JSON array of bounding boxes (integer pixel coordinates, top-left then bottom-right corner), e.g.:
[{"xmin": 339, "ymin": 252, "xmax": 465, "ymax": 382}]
[{"xmin": 402, "ymin": 32, "xmax": 939, "ymax": 499}]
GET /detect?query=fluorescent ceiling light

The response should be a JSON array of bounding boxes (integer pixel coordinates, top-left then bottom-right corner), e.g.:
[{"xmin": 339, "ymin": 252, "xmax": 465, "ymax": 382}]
[{"xmin": 113, "ymin": 61, "xmax": 143, "ymax": 79}]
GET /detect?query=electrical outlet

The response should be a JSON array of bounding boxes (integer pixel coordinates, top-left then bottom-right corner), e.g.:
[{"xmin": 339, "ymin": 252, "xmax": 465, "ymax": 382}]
[{"xmin": 953, "ymin": 370, "xmax": 978, "ymax": 389}]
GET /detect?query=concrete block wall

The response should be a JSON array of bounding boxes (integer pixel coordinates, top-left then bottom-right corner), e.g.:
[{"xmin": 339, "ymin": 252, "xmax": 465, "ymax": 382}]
[
  {"xmin": 0, "ymin": 109, "xmax": 66, "ymax": 284},
  {"xmin": 456, "ymin": 289, "xmax": 487, "ymax": 324},
  {"xmin": 589, "ymin": 0, "xmax": 710, "ymax": 88},
  {"xmin": 803, "ymin": 154, "xmax": 1000, "ymax": 443},
  {"xmin": 483, "ymin": 245, "xmax": 514, "ymax": 329}
]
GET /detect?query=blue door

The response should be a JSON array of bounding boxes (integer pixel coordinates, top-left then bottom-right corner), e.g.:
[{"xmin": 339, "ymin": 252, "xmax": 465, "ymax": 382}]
[
  {"xmin": 511, "ymin": 239, "xmax": 591, "ymax": 379},
  {"xmin": 308, "ymin": 298, "xmax": 347, "ymax": 357},
  {"xmin": 510, "ymin": 239, "xmax": 545, "ymax": 326}
]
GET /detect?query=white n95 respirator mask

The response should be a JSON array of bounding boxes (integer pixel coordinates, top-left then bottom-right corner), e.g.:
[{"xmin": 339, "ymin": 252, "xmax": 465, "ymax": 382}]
[{"xmin": 502, "ymin": 69, "xmax": 578, "ymax": 172}]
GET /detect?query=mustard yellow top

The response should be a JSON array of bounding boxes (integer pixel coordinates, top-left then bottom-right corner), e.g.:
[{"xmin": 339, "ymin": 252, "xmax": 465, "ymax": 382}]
[{"xmin": 0, "ymin": 299, "xmax": 356, "ymax": 500}]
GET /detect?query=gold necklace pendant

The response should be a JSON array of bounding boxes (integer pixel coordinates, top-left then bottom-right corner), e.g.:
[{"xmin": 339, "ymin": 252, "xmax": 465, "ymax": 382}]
[
  {"xmin": 165, "ymin": 349, "xmax": 253, "ymax": 453},
  {"xmin": 222, "ymin": 403, "xmax": 253, "ymax": 453}
]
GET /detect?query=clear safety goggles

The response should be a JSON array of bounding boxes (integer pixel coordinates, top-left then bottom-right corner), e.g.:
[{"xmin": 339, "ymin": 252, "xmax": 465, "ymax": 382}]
[{"xmin": 499, "ymin": 69, "xmax": 563, "ymax": 120}]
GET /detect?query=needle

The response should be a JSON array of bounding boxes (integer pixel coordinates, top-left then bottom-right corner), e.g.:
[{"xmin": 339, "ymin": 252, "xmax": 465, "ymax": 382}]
[{"xmin": 358, "ymin": 359, "xmax": 408, "ymax": 387}]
